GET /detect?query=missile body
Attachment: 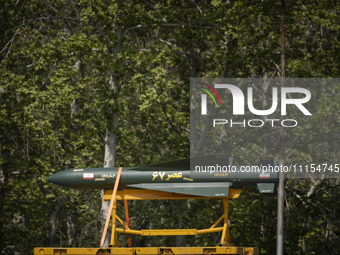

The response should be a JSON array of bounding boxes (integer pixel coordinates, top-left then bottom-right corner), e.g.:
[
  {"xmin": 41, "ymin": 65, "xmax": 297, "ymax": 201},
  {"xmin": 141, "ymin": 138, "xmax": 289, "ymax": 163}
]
[
  {"xmin": 48, "ymin": 167, "xmax": 196, "ymax": 190},
  {"xmin": 48, "ymin": 162, "xmax": 278, "ymax": 197}
]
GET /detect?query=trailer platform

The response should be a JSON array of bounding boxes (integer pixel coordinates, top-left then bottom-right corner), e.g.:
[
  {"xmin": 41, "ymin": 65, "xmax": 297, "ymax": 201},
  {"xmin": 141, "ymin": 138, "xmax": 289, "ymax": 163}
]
[{"xmin": 34, "ymin": 246, "xmax": 259, "ymax": 255}]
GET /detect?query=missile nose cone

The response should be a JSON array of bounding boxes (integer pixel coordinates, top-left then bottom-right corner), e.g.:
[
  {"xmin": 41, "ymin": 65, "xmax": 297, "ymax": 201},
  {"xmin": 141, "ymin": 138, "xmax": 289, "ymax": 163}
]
[
  {"xmin": 48, "ymin": 169, "xmax": 79, "ymax": 188},
  {"xmin": 48, "ymin": 171, "xmax": 65, "ymax": 186},
  {"xmin": 47, "ymin": 175, "xmax": 53, "ymax": 183}
]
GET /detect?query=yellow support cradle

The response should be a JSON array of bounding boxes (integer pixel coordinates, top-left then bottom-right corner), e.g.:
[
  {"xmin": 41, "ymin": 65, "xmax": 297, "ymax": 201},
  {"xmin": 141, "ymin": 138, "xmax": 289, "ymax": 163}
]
[
  {"xmin": 34, "ymin": 188, "xmax": 259, "ymax": 255},
  {"xmin": 103, "ymin": 188, "xmax": 241, "ymax": 247}
]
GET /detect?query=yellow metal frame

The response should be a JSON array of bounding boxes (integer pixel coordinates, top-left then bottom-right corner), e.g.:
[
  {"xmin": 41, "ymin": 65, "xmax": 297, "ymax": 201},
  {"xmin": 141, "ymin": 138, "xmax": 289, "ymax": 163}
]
[
  {"xmin": 103, "ymin": 188, "xmax": 242, "ymax": 247},
  {"xmin": 34, "ymin": 246, "xmax": 259, "ymax": 255},
  {"xmin": 34, "ymin": 178, "xmax": 260, "ymax": 255}
]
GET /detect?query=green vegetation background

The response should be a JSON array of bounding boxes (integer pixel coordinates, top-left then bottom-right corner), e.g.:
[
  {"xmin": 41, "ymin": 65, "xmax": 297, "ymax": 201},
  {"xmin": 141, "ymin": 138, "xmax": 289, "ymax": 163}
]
[{"xmin": 0, "ymin": 1, "xmax": 339, "ymax": 254}]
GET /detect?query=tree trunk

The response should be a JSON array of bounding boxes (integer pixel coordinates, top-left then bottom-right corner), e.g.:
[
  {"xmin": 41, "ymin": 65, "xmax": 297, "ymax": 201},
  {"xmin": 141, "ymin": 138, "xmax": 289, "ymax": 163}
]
[
  {"xmin": 277, "ymin": 2, "xmax": 286, "ymax": 254},
  {"xmin": 101, "ymin": 71, "xmax": 119, "ymax": 247},
  {"xmin": 49, "ymin": 198, "xmax": 63, "ymax": 246}
]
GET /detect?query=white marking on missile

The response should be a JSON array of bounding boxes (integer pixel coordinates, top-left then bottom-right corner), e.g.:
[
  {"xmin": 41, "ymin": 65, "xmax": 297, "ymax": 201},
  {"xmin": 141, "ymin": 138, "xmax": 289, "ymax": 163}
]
[
  {"xmin": 102, "ymin": 174, "xmax": 115, "ymax": 178},
  {"xmin": 214, "ymin": 193, "xmax": 226, "ymax": 196},
  {"xmin": 259, "ymin": 173, "xmax": 270, "ymax": 179},
  {"xmin": 83, "ymin": 173, "xmax": 94, "ymax": 179}
]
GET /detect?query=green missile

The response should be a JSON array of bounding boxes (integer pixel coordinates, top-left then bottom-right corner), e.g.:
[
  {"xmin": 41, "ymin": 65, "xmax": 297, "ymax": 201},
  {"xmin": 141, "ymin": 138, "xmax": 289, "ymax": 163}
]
[{"xmin": 48, "ymin": 156, "xmax": 278, "ymax": 197}]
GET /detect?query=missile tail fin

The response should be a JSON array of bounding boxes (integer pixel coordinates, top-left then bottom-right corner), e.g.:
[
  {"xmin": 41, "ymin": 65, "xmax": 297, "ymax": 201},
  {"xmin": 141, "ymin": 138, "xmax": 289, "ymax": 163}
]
[
  {"xmin": 257, "ymin": 183, "xmax": 276, "ymax": 194},
  {"xmin": 126, "ymin": 182, "xmax": 232, "ymax": 197}
]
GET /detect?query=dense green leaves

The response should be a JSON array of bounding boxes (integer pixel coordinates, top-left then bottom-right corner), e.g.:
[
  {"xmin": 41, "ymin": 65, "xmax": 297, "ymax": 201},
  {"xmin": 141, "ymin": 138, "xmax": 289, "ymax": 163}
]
[{"xmin": 1, "ymin": 0, "xmax": 339, "ymax": 254}]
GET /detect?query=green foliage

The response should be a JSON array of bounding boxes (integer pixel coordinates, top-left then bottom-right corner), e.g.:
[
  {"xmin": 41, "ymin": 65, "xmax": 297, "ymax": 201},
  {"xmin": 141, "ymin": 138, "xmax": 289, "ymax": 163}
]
[{"xmin": 1, "ymin": 0, "xmax": 339, "ymax": 254}]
